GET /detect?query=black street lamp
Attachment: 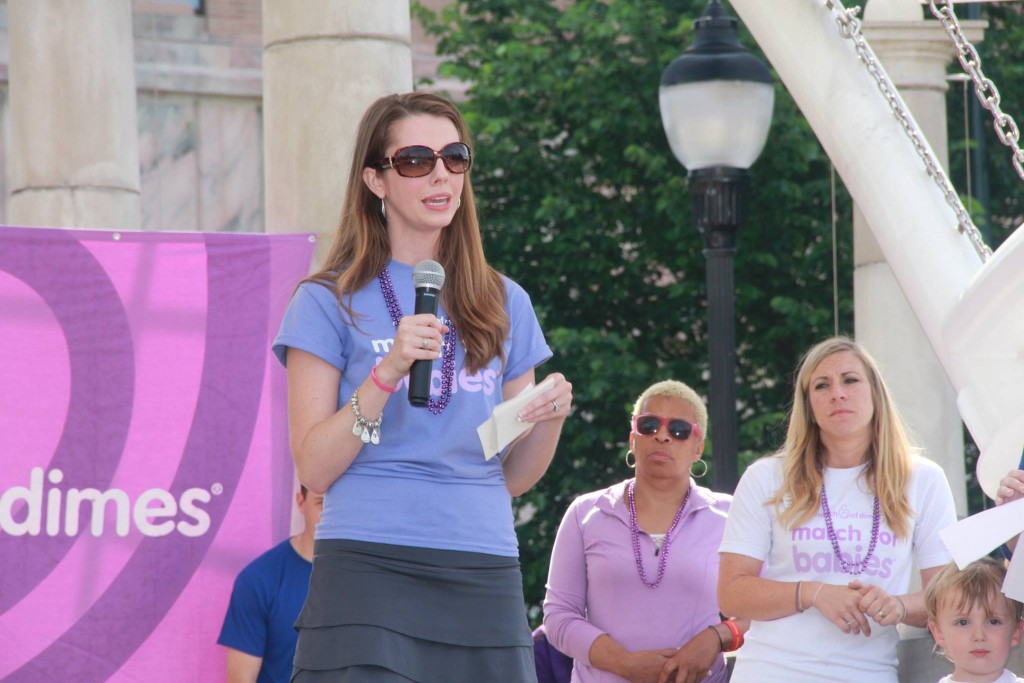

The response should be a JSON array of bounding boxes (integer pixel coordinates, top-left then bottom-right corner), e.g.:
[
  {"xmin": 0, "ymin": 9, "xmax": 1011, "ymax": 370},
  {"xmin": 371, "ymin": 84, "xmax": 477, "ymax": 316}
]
[{"xmin": 658, "ymin": 0, "xmax": 774, "ymax": 493}]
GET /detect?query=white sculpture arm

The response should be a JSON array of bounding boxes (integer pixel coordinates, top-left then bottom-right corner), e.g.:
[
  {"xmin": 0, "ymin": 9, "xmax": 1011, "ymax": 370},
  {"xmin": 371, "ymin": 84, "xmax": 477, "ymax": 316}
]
[{"xmin": 729, "ymin": 0, "xmax": 1024, "ymax": 497}]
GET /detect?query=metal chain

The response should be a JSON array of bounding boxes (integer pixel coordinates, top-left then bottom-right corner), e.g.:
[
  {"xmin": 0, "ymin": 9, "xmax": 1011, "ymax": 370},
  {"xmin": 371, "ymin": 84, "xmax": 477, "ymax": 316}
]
[
  {"xmin": 824, "ymin": 0, "xmax": 991, "ymax": 260},
  {"xmin": 927, "ymin": 0, "xmax": 1024, "ymax": 184}
]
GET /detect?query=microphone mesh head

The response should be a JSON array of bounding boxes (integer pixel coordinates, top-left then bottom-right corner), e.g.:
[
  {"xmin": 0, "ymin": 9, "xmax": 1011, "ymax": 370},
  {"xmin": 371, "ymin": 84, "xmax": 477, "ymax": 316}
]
[{"xmin": 412, "ymin": 260, "xmax": 445, "ymax": 290}]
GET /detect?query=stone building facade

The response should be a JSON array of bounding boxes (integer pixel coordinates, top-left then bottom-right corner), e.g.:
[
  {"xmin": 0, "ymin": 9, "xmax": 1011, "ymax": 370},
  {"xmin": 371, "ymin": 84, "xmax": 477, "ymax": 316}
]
[{"xmin": 0, "ymin": 0, "xmax": 451, "ymax": 233}]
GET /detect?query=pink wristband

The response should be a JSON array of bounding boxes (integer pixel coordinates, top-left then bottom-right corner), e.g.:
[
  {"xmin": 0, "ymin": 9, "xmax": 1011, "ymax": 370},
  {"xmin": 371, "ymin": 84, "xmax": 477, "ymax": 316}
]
[{"xmin": 370, "ymin": 366, "xmax": 399, "ymax": 393}]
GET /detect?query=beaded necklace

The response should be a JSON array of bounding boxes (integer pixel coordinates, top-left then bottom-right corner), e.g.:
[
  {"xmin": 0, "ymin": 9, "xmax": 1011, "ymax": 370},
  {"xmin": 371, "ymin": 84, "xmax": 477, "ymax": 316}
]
[
  {"xmin": 378, "ymin": 266, "xmax": 457, "ymax": 415},
  {"xmin": 626, "ymin": 479, "xmax": 690, "ymax": 588},
  {"xmin": 820, "ymin": 482, "xmax": 881, "ymax": 575}
]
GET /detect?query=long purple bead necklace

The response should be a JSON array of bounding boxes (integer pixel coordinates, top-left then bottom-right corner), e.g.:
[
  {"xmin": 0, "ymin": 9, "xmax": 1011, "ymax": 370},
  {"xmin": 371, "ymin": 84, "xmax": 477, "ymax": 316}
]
[
  {"xmin": 378, "ymin": 266, "xmax": 457, "ymax": 415},
  {"xmin": 820, "ymin": 483, "xmax": 881, "ymax": 575},
  {"xmin": 627, "ymin": 479, "xmax": 690, "ymax": 588}
]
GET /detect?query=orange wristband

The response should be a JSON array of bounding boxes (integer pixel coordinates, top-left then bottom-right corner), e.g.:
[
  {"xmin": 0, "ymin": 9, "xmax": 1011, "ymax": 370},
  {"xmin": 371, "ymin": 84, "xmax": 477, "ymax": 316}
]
[{"xmin": 721, "ymin": 619, "xmax": 743, "ymax": 652}]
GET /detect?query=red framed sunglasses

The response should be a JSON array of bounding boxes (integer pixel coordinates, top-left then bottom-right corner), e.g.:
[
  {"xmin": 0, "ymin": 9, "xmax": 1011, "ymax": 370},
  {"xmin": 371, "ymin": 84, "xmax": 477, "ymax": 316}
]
[
  {"xmin": 378, "ymin": 142, "xmax": 472, "ymax": 178},
  {"xmin": 631, "ymin": 414, "xmax": 702, "ymax": 442}
]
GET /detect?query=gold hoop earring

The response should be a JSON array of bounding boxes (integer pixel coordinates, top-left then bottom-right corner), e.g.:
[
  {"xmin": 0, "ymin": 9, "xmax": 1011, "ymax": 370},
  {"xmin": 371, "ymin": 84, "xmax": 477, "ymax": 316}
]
[
  {"xmin": 381, "ymin": 198, "xmax": 387, "ymax": 220},
  {"xmin": 690, "ymin": 458, "xmax": 708, "ymax": 479},
  {"xmin": 625, "ymin": 451, "xmax": 636, "ymax": 469}
]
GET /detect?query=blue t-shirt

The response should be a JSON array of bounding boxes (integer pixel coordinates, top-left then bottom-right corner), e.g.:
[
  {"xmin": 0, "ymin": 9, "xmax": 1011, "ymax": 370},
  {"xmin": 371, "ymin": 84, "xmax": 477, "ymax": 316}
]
[
  {"xmin": 272, "ymin": 259, "xmax": 552, "ymax": 556},
  {"xmin": 218, "ymin": 539, "xmax": 312, "ymax": 683}
]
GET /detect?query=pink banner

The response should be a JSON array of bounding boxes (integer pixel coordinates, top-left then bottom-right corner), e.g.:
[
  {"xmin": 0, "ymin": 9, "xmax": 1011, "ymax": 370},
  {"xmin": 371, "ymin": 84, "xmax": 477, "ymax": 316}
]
[{"xmin": 0, "ymin": 226, "xmax": 315, "ymax": 681}]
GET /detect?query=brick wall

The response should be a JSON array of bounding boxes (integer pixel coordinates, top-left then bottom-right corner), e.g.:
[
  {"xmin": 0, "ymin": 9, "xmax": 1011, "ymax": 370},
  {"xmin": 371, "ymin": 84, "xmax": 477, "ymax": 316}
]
[
  {"xmin": 132, "ymin": 0, "xmax": 260, "ymax": 45},
  {"xmin": 134, "ymin": 1, "xmax": 445, "ymax": 78},
  {"xmin": 134, "ymin": 0, "xmax": 196, "ymax": 15},
  {"xmin": 204, "ymin": 0, "xmax": 261, "ymax": 45},
  {"xmin": 410, "ymin": 0, "xmax": 467, "ymax": 99}
]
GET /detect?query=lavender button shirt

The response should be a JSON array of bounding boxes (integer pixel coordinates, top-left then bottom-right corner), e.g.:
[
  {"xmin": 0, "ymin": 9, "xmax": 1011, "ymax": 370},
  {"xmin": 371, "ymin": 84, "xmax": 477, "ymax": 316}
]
[{"xmin": 543, "ymin": 479, "xmax": 731, "ymax": 683}]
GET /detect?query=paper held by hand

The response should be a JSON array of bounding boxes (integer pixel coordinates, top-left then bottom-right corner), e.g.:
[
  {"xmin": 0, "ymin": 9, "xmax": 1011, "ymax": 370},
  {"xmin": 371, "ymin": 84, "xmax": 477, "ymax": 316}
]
[
  {"xmin": 477, "ymin": 378, "xmax": 555, "ymax": 461},
  {"xmin": 940, "ymin": 497, "xmax": 1024, "ymax": 602}
]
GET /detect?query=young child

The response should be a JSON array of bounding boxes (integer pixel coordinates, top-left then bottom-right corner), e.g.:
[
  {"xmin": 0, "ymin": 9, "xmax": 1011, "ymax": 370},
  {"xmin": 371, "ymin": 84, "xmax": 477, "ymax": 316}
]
[{"xmin": 925, "ymin": 557, "xmax": 1024, "ymax": 683}]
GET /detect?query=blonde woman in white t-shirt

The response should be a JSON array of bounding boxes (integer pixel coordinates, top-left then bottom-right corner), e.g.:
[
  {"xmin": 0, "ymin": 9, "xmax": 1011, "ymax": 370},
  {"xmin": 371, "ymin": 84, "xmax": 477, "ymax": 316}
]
[{"xmin": 718, "ymin": 336, "xmax": 957, "ymax": 682}]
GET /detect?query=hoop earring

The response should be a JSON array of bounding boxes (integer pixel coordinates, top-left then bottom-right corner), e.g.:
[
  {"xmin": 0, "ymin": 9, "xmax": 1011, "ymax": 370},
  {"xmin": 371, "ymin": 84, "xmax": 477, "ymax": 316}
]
[
  {"xmin": 625, "ymin": 451, "xmax": 636, "ymax": 469},
  {"xmin": 381, "ymin": 198, "xmax": 387, "ymax": 220},
  {"xmin": 457, "ymin": 197, "xmax": 462, "ymax": 209},
  {"xmin": 690, "ymin": 458, "xmax": 708, "ymax": 479}
]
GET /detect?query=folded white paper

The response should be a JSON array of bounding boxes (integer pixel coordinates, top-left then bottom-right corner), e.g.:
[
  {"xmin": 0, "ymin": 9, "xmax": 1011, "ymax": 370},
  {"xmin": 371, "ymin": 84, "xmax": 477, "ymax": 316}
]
[
  {"xmin": 477, "ymin": 377, "xmax": 555, "ymax": 461},
  {"xmin": 940, "ymin": 497, "xmax": 1024, "ymax": 602},
  {"xmin": 941, "ymin": 498, "xmax": 1024, "ymax": 568}
]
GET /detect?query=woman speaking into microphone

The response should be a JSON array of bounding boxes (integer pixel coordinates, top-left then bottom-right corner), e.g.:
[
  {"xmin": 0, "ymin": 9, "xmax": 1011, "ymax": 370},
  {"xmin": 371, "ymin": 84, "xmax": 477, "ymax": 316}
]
[{"xmin": 273, "ymin": 92, "xmax": 573, "ymax": 682}]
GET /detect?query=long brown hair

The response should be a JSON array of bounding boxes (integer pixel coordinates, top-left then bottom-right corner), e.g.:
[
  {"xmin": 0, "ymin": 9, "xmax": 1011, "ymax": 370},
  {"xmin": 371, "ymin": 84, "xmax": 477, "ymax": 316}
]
[
  {"xmin": 308, "ymin": 92, "xmax": 508, "ymax": 373},
  {"xmin": 767, "ymin": 336, "xmax": 914, "ymax": 539}
]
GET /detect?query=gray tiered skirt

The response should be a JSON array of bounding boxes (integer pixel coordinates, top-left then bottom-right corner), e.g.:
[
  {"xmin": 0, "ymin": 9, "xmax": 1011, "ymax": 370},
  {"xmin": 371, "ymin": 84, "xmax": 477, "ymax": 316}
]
[{"xmin": 291, "ymin": 539, "xmax": 538, "ymax": 683}]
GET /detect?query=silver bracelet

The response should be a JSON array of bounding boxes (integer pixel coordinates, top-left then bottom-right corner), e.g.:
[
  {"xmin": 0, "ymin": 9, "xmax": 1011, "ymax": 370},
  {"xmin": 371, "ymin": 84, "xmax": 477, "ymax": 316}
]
[
  {"xmin": 895, "ymin": 596, "xmax": 908, "ymax": 624},
  {"xmin": 350, "ymin": 389, "xmax": 382, "ymax": 445}
]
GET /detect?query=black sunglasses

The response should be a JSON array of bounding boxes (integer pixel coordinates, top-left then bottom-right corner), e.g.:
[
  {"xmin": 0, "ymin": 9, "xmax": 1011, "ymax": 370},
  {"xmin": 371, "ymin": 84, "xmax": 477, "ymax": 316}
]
[
  {"xmin": 631, "ymin": 414, "xmax": 702, "ymax": 441},
  {"xmin": 378, "ymin": 142, "xmax": 472, "ymax": 178}
]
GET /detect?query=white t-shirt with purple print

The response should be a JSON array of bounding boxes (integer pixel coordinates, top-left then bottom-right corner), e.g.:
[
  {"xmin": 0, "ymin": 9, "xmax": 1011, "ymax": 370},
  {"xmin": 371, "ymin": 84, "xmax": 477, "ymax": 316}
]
[
  {"xmin": 720, "ymin": 454, "xmax": 957, "ymax": 683},
  {"xmin": 938, "ymin": 671, "xmax": 1024, "ymax": 683}
]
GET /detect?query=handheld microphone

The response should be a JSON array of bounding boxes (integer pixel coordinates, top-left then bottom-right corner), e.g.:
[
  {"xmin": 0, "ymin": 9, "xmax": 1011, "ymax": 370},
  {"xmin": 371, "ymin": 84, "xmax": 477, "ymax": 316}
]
[{"xmin": 409, "ymin": 260, "xmax": 445, "ymax": 407}]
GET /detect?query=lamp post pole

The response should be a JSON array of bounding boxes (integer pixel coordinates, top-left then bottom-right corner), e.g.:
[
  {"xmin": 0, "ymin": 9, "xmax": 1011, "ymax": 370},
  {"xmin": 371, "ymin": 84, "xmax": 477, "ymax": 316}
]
[
  {"xmin": 658, "ymin": 0, "xmax": 773, "ymax": 493},
  {"xmin": 690, "ymin": 166, "xmax": 748, "ymax": 493}
]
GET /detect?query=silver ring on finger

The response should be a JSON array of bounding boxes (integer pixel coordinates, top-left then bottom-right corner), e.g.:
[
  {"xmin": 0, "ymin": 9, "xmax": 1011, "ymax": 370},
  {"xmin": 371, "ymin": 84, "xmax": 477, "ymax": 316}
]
[
  {"xmin": 551, "ymin": 400, "xmax": 560, "ymax": 413},
  {"xmin": 421, "ymin": 338, "xmax": 429, "ymax": 349},
  {"xmin": 877, "ymin": 611, "xmax": 886, "ymax": 620}
]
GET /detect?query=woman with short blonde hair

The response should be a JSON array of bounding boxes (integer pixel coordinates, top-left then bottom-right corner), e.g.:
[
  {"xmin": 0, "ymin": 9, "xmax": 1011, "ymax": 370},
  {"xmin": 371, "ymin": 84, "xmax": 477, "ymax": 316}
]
[{"xmin": 545, "ymin": 378, "xmax": 741, "ymax": 682}]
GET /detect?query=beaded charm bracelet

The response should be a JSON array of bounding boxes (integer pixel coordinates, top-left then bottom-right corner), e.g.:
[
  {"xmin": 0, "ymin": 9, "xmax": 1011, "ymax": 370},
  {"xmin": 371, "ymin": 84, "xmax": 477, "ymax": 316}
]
[{"xmin": 350, "ymin": 389, "xmax": 382, "ymax": 445}]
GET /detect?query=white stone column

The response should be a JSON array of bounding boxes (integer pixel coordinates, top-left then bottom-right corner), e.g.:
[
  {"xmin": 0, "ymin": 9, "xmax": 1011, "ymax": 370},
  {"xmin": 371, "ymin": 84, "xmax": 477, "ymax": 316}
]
[
  {"xmin": 856, "ymin": 3, "xmax": 986, "ymax": 517},
  {"xmin": 7, "ymin": 0, "xmax": 142, "ymax": 230},
  {"xmin": 262, "ymin": 0, "xmax": 413, "ymax": 268}
]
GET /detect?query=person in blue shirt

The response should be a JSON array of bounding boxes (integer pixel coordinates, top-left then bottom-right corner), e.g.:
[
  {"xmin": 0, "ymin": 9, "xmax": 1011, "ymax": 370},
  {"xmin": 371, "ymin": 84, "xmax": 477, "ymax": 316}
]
[
  {"xmin": 218, "ymin": 485, "xmax": 323, "ymax": 683},
  {"xmin": 996, "ymin": 466, "xmax": 1024, "ymax": 558}
]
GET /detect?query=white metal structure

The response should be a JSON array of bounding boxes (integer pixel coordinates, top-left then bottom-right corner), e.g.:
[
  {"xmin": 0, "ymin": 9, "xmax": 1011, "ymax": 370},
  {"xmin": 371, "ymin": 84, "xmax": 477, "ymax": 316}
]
[{"xmin": 729, "ymin": 0, "xmax": 1024, "ymax": 498}]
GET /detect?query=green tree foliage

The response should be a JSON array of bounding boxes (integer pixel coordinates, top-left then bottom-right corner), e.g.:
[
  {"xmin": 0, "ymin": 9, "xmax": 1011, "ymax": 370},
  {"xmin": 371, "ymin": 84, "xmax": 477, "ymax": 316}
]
[{"xmin": 415, "ymin": 0, "xmax": 857, "ymax": 622}]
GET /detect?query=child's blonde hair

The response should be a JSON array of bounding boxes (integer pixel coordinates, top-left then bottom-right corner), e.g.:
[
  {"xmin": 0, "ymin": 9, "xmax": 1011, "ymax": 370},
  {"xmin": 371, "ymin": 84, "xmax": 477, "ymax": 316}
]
[{"xmin": 925, "ymin": 557, "xmax": 1023, "ymax": 656}]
